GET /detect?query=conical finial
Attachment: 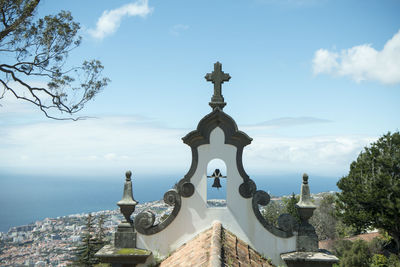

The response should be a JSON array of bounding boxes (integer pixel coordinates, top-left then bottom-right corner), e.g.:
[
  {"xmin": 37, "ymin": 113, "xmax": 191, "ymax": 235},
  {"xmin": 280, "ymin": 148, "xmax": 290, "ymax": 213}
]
[{"xmin": 297, "ymin": 173, "xmax": 314, "ymax": 208}]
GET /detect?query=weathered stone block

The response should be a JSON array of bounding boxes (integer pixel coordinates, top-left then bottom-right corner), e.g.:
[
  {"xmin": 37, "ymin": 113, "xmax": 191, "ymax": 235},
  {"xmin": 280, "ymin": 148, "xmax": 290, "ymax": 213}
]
[
  {"xmin": 281, "ymin": 251, "xmax": 339, "ymax": 267},
  {"xmin": 115, "ymin": 232, "xmax": 136, "ymax": 248},
  {"xmin": 296, "ymin": 223, "xmax": 318, "ymax": 252}
]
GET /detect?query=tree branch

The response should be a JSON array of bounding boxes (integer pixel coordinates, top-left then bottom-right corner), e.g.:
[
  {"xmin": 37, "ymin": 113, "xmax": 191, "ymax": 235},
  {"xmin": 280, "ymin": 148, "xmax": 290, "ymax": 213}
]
[
  {"xmin": 0, "ymin": 2, "xmax": 109, "ymax": 120},
  {"xmin": 0, "ymin": 0, "xmax": 40, "ymax": 41}
]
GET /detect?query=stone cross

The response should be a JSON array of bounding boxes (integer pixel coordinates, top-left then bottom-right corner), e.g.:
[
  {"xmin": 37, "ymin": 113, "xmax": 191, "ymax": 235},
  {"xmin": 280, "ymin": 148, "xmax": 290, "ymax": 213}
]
[{"xmin": 205, "ymin": 62, "xmax": 231, "ymax": 110}]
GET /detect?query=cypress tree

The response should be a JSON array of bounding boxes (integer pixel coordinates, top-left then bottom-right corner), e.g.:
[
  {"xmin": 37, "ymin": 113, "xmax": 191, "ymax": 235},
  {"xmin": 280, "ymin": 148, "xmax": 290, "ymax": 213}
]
[
  {"xmin": 72, "ymin": 214, "xmax": 100, "ymax": 266},
  {"xmin": 285, "ymin": 192, "xmax": 300, "ymax": 222}
]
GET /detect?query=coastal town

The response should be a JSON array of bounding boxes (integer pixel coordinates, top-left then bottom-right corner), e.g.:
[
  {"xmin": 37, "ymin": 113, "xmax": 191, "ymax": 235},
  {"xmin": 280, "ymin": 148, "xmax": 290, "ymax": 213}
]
[
  {"xmin": 0, "ymin": 200, "xmax": 173, "ymax": 267},
  {"xmin": 0, "ymin": 199, "xmax": 231, "ymax": 266}
]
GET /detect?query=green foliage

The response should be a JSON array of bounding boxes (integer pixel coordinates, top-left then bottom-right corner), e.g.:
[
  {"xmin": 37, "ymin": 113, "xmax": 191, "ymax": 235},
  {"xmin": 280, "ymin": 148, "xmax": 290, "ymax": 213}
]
[
  {"xmin": 262, "ymin": 194, "xmax": 301, "ymax": 227},
  {"xmin": 261, "ymin": 200, "xmax": 285, "ymax": 227},
  {"xmin": 368, "ymin": 237, "xmax": 389, "ymax": 255},
  {"xmin": 333, "ymin": 235, "xmax": 400, "ymax": 267},
  {"xmin": 388, "ymin": 254, "xmax": 400, "ymax": 267},
  {"xmin": 336, "ymin": 131, "xmax": 400, "ymax": 252},
  {"xmin": 310, "ymin": 193, "xmax": 338, "ymax": 240},
  {"xmin": 370, "ymin": 254, "xmax": 388, "ymax": 267},
  {"xmin": 335, "ymin": 220, "xmax": 358, "ymax": 238},
  {"xmin": 73, "ymin": 214, "xmax": 107, "ymax": 266},
  {"xmin": 369, "ymin": 252, "xmax": 400, "ymax": 267},
  {"xmin": 96, "ymin": 214, "xmax": 106, "ymax": 248},
  {"xmin": 332, "ymin": 239, "xmax": 354, "ymax": 258},
  {"xmin": 339, "ymin": 240, "xmax": 371, "ymax": 267},
  {"xmin": 0, "ymin": 0, "xmax": 109, "ymax": 119},
  {"xmin": 283, "ymin": 193, "xmax": 300, "ymax": 222}
]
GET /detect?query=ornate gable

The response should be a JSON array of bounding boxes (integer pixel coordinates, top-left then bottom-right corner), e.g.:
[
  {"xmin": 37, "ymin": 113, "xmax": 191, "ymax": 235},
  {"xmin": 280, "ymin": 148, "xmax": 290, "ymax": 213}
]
[{"xmin": 133, "ymin": 62, "xmax": 296, "ymax": 265}]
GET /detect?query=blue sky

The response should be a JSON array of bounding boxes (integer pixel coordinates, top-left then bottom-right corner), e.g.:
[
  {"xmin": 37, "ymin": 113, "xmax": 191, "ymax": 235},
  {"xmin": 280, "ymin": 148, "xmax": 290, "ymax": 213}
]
[{"xmin": 0, "ymin": 0, "xmax": 399, "ymax": 179}]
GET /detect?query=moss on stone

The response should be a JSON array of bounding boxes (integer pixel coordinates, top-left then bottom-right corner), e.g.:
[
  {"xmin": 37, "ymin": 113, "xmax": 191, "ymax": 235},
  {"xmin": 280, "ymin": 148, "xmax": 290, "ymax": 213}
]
[{"xmin": 116, "ymin": 248, "xmax": 150, "ymax": 255}]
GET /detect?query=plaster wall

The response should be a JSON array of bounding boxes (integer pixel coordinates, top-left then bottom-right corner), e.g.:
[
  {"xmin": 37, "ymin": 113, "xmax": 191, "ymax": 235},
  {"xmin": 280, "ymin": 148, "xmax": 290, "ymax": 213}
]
[{"xmin": 137, "ymin": 127, "xmax": 296, "ymax": 265}]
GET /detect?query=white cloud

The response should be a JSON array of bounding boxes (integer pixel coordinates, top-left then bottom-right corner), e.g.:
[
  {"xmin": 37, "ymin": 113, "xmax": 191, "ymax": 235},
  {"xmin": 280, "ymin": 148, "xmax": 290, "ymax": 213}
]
[
  {"xmin": 0, "ymin": 116, "xmax": 189, "ymax": 176},
  {"xmin": 170, "ymin": 24, "xmax": 189, "ymax": 36},
  {"xmin": 89, "ymin": 0, "xmax": 153, "ymax": 39},
  {"xmin": 0, "ymin": 81, "xmax": 51, "ymax": 116},
  {"xmin": 0, "ymin": 115, "xmax": 376, "ymax": 178},
  {"xmin": 312, "ymin": 49, "xmax": 339, "ymax": 75},
  {"xmin": 104, "ymin": 153, "xmax": 117, "ymax": 160},
  {"xmin": 243, "ymin": 135, "xmax": 375, "ymax": 176},
  {"xmin": 312, "ymin": 30, "xmax": 400, "ymax": 84},
  {"xmin": 242, "ymin": 116, "xmax": 331, "ymax": 130}
]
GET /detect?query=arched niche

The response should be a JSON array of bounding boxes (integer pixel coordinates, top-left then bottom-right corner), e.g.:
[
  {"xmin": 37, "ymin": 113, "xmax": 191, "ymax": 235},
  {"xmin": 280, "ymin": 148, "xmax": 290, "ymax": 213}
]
[{"xmin": 206, "ymin": 158, "xmax": 227, "ymax": 206}]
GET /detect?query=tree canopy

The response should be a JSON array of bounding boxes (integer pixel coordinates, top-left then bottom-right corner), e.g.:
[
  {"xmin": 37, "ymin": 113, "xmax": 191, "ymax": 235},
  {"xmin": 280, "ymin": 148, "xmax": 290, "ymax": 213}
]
[
  {"xmin": 0, "ymin": 0, "xmax": 109, "ymax": 119},
  {"xmin": 336, "ymin": 131, "xmax": 400, "ymax": 252}
]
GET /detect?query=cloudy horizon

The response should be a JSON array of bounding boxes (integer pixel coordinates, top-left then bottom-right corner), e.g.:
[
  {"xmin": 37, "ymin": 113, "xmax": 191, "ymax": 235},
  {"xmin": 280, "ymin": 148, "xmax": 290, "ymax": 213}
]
[{"xmin": 1, "ymin": 0, "xmax": 399, "ymax": 182}]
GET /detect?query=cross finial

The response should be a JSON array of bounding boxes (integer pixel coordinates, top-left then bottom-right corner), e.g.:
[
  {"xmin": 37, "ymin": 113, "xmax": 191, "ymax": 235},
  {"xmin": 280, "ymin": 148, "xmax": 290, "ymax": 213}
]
[{"xmin": 205, "ymin": 62, "xmax": 231, "ymax": 110}]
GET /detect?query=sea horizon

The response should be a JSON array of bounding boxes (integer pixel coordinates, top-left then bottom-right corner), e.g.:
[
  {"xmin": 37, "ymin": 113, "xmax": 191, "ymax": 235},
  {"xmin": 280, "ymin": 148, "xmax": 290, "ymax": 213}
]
[{"xmin": 0, "ymin": 172, "xmax": 340, "ymax": 232}]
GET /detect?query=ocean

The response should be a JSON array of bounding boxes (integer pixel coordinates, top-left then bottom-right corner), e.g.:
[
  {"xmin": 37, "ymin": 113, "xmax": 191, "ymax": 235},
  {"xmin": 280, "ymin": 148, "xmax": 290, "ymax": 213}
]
[{"xmin": 0, "ymin": 172, "xmax": 340, "ymax": 232}]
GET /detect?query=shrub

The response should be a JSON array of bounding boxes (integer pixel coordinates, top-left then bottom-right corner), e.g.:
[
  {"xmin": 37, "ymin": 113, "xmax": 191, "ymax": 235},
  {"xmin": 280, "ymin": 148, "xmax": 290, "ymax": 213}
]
[
  {"xmin": 388, "ymin": 254, "xmax": 400, "ymax": 267},
  {"xmin": 332, "ymin": 239, "xmax": 353, "ymax": 258},
  {"xmin": 339, "ymin": 240, "xmax": 371, "ymax": 267},
  {"xmin": 370, "ymin": 254, "xmax": 388, "ymax": 267}
]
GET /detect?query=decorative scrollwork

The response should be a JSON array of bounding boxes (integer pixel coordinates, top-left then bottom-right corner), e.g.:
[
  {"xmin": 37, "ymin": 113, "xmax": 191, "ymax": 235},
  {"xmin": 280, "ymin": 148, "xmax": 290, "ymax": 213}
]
[
  {"xmin": 253, "ymin": 190, "xmax": 270, "ymax": 206},
  {"xmin": 164, "ymin": 189, "xmax": 179, "ymax": 205},
  {"xmin": 135, "ymin": 211, "xmax": 155, "ymax": 232},
  {"xmin": 135, "ymin": 189, "xmax": 182, "ymax": 235},
  {"xmin": 178, "ymin": 182, "xmax": 195, "ymax": 198},
  {"xmin": 251, "ymin": 190, "xmax": 294, "ymax": 238},
  {"xmin": 239, "ymin": 179, "xmax": 257, "ymax": 198}
]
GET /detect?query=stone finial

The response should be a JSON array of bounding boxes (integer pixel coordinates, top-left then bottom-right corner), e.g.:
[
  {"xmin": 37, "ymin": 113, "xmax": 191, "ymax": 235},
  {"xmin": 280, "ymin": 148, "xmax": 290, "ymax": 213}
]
[
  {"xmin": 96, "ymin": 171, "xmax": 151, "ymax": 263},
  {"xmin": 115, "ymin": 170, "xmax": 139, "ymax": 249},
  {"xmin": 282, "ymin": 174, "xmax": 340, "ymax": 265},
  {"xmin": 117, "ymin": 170, "xmax": 138, "ymax": 227},
  {"xmin": 125, "ymin": 170, "xmax": 132, "ymax": 181},
  {"xmin": 302, "ymin": 173, "xmax": 308, "ymax": 184},
  {"xmin": 295, "ymin": 173, "xmax": 318, "ymax": 252},
  {"xmin": 297, "ymin": 173, "xmax": 314, "ymax": 208},
  {"xmin": 282, "ymin": 173, "xmax": 339, "ymax": 265},
  {"xmin": 205, "ymin": 62, "xmax": 231, "ymax": 110}
]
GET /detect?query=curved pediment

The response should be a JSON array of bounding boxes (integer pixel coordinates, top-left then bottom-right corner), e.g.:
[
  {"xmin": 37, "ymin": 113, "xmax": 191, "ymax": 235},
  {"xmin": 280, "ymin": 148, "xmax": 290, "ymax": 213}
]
[
  {"xmin": 182, "ymin": 108, "xmax": 252, "ymax": 149},
  {"xmin": 176, "ymin": 108, "xmax": 256, "ymax": 199}
]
